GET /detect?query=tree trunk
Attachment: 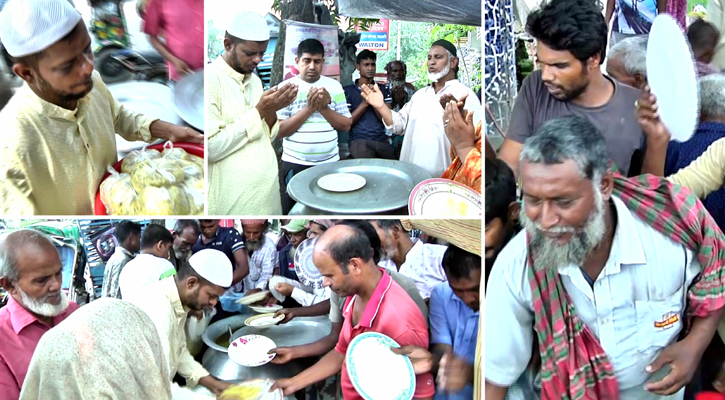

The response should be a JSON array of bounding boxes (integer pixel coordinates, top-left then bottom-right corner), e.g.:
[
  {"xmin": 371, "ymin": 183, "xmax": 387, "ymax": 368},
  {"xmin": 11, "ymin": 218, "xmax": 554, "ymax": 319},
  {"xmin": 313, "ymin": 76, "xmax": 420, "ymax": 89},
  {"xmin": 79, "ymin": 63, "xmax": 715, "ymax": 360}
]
[{"xmin": 270, "ymin": 0, "xmax": 316, "ymax": 87}]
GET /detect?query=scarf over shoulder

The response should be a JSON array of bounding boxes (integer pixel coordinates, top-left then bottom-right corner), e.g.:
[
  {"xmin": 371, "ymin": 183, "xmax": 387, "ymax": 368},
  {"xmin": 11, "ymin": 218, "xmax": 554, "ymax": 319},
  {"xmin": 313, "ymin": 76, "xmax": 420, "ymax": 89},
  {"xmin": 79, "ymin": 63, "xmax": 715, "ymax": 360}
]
[{"xmin": 529, "ymin": 174, "xmax": 725, "ymax": 399}]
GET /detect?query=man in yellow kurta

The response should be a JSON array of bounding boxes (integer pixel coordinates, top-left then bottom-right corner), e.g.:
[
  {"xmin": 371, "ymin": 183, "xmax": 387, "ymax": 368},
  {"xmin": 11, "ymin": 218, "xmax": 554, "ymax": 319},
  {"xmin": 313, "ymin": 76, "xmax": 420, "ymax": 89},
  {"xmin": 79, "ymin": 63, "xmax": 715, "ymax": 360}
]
[
  {"xmin": 0, "ymin": 0, "xmax": 203, "ymax": 216},
  {"xmin": 207, "ymin": 11, "xmax": 298, "ymax": 215},
  {"xmin": 125, "ymin": 249, "xmax": 233, "ymax": 398}
]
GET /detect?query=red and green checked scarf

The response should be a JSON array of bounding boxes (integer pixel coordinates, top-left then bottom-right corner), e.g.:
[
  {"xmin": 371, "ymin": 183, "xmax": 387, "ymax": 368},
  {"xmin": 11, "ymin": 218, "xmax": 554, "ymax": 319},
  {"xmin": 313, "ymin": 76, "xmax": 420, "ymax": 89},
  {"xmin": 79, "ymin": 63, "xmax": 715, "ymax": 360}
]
[{"xmin": 528, "ymin": 174, "xmax": 725, "ymax": 400}]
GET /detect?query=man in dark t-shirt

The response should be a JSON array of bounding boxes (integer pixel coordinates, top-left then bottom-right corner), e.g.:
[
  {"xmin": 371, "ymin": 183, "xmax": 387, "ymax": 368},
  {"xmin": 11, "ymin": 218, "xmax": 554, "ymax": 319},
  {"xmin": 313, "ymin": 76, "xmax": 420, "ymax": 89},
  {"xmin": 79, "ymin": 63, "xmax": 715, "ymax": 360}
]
[
  {"xmin": 343, "ymin": 50, "xmax": 394, "ymax": 159},
  {"xmin": 498, "ymin": 0, "xmax": 645, "ymax": 177}
]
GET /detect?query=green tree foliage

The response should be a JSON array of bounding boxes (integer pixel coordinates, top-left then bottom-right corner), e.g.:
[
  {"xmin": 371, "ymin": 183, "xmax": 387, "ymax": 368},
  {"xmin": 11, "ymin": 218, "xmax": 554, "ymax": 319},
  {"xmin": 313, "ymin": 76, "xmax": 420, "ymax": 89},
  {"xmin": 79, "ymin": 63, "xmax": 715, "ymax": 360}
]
[{"xmin": 207, "ymin": 19, "xmax": 224, "ymax": 61}]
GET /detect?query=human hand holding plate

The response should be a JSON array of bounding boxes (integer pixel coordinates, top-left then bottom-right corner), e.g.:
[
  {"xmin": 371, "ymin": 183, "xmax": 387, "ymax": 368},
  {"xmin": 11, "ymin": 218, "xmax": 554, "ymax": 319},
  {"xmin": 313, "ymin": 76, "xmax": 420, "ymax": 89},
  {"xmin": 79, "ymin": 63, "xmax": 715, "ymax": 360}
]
[
  {"xmin": 391, "ymin": 345, "xmax": 433, "ymax": 374},
  {"xmin": 635, "ymin": 86, "xmax": 671, "ymax": 146}
]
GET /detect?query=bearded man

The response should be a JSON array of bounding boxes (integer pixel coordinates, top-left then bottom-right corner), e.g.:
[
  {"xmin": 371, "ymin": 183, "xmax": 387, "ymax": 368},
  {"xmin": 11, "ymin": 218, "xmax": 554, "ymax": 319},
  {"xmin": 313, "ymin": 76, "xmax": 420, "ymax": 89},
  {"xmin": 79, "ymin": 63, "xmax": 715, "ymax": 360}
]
[
  {"xmin": 236, "ymin": 220, "xmax": 277, "ymax": 294},
  {"xmin": 0, "ymin": 229, "xmax": 80, "ymax": 400},
  {"xmin": 0, "ymin": 0, "xmax": 202, "ymax": 215},
  {"xmin": 361, "ymin": 39, "xmax": 481, "ymax": 177},
  {"xmin": 485, "ymin": 115, "xmax": 725, "ymax": 400},
  {"xmin": 206, "ymin": 11, "xmax": 297, "ymax": 215},
  {"xmin": 169, "ymin": 219, "xmax": 201, "ymax": 271}
]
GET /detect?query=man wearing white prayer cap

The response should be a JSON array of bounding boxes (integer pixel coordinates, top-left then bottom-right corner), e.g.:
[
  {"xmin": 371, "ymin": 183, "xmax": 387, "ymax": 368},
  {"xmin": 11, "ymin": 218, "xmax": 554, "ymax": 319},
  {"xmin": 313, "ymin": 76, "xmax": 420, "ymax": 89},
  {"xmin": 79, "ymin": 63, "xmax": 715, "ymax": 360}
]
[
  {"xmin": 124, "ymin": 249, "xmax": 234, "ymax": 396},
  {"xmin": 206, "ymin": 10, "xmax": 298, "ymax": 215},
  {"xmin": 0, "ymin": 0, "xmax": 203, "ymax": 216}
]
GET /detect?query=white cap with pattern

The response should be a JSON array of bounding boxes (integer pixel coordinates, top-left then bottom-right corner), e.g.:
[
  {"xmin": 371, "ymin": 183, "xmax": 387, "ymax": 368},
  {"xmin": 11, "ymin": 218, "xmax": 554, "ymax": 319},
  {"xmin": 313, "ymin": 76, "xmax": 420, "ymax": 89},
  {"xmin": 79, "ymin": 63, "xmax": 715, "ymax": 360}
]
[
  {"xmin": 227, "ymin": 11, "xmax": 270, "ymax": 42},
  {"xmin": 0, "ymin": 0, "xmax": 82, "ymax": 58},
  {"xmin": 188, "ymin": 249, "xmax": 233, "ymax": 288}
]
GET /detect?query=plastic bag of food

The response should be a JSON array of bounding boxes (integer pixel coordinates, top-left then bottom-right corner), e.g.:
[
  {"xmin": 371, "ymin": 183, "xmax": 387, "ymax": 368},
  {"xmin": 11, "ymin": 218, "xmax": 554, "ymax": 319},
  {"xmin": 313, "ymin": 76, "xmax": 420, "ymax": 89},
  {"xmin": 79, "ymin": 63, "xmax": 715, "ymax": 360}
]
[
  {"xmin": 161, "ymin": 141, "xmax": 194, "ymax": 162},
  {"xmin": 183, "ymin": 178, "xmax": 204, "ymax": 215},
  {"xmin": 156, "ymin": 158, "xmax": 202, "ymax": 180},
  {"xmin": 130, "ymin": 161, "xmax": 185, "ymax": 192},
  {"xmin": 121, "ymin": 146, "xmax": 161, "ymax": 174},
  {"xmin": 100, "ymin": 166, "xmax": 139, "ymax": 215},
  {"xmin": 137, "ymin": 185, "xmax": 192, "ymax": 215}
]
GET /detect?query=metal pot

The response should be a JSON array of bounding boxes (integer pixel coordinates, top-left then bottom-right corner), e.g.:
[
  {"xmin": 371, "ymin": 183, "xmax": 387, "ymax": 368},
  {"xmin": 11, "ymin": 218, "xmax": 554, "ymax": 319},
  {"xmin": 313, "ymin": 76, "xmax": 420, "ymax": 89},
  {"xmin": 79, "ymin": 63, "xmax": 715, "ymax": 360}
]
[{"xmin": 201, "ymin": 313, "xmax": 332, "ymax": 382}]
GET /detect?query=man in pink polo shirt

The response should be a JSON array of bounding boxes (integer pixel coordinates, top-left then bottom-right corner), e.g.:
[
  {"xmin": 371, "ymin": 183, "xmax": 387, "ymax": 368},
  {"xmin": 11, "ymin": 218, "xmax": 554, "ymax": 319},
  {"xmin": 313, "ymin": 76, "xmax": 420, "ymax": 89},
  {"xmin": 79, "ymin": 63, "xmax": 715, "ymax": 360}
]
[
  {"xmin": 0, "ymin": 229, "xmax": 79, "ymax": 399},
  {"xmin": 271, "ymin": 224, "xmax": 435, "ymax": 399},
  {"xmin": 143, "ymin": 0, "xmax": 204, "ymax": 81}
]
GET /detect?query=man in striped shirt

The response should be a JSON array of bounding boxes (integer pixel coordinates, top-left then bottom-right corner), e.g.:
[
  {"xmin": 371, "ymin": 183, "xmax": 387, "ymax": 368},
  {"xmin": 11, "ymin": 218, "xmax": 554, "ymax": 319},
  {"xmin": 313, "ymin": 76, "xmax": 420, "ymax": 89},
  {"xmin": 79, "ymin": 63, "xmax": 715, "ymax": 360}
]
[{"xmin": 277, "ymin": 38, "xmax": 353, "ymax": 214}]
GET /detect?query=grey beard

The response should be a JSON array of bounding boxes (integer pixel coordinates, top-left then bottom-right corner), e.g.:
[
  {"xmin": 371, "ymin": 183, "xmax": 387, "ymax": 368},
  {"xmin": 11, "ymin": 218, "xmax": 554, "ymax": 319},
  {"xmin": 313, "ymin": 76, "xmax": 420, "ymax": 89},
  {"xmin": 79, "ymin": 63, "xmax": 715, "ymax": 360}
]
[
  {"xmin": 246, "ymin": 237, "xmax": 265, "ymax": 252},
  {"xmin": 521, "ymin": 188, "xmax": 607, "ymax": 271},
  {"xmin": 390, "ymin": 79, "xmax": 406, "ymax": 87}
]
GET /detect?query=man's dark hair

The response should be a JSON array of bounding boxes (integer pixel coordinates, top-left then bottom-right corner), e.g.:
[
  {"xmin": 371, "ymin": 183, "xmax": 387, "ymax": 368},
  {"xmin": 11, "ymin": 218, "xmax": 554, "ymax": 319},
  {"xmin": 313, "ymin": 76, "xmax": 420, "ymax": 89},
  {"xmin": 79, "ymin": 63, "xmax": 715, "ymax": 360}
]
[
  {"xmin": 297, "ymin": 38, "xmax": 325, "ymax": 58},
  {"xmin": 688, "ymin": 19, "xmax": 720, "ymax": 56},
  {"xmin": 442, "ymin": 244, "xmax": 481, "ymax": 281},
  {"xmin": 526, "ymin": 0, "xmax": 608, "ymax": 65},
  {"xmin": 324, "ymin": 225, "xmax": 375, "ymax": 273},
  {"xmin": 356, "ymin": 50, "xmax": 376, "ymax": 64},
  {"xmin": 141, "ymin": 224, "xmax": 174, "ymax": 249},
  {"xmin": 225, "ymin": 31, "xmax": 246, "ymax": 45},
  {"xmin": 385, "ymin": 60, "xmax": 407, "ymax": 74},
  {"xmin": 337, "ymin": 220, "xmax": 382, "ymax": 264},
  {"xmin": 485, "ymin": 158, "xmax": 517, "ymax": 225},
  {"xmin": 373, "ymin": 219, "xmax": 407, "ymax": 233},
  {"xmin": 114, "ymin": 221, "xmax": 142, "ymax": 244},
  {"xmin": 174, "ymin": 219, "xmax": 200, "ymax": 237}
]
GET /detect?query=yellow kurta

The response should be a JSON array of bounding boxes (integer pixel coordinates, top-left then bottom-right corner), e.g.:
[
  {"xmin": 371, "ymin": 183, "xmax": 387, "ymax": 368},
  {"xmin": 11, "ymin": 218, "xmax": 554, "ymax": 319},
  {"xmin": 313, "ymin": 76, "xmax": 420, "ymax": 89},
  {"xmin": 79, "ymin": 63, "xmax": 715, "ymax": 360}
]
[
  {"xmin": 0, "ymin": 70, "xmax": 155, "ymax": 215},
  {"xmin": 124, "ymin": 277, "xmax": 210, "ymax": 399},
  {"xmin": 206, "ymin": 56, "xmax": 282, "ymax": 215}
]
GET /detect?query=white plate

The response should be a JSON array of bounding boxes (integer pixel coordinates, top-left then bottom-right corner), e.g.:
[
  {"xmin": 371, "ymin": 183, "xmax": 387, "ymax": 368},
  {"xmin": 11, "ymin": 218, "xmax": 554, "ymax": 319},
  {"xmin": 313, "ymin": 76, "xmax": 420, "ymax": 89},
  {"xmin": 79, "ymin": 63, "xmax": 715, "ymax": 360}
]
[
  {"xmin": 220, "ymin": 379, "xmax": 283, "ymax": 400},
  {"xmin": 245, "ymin": 313, "xmax": 285, "ymax": 327},
  {"xmin": 647, "ymin": 14, "xmax": 698, "ymax": 142},
  {"xmin": 293, "ymin": 237, "xmax": 325, "ymax": 289},
  {"xmin": 317, "ymin": 173, "xmax": 366, "ymax": 192},
  {"xmin": 408, "ymin": 178, "xmax": 482, "ymax": 216},
  {"xmin": 108, "ymin": 82, "xmax": 180, "ymax": 153},
  {"xmin": 228, "ymin": 334, "xmax": 277, "ymax": 367},
  {"xmin": 346, "ymin": 332, "xmax": 415, "ymax": 400},
  {"xmin": 249, "ymin": 304, "xmax": 283, "ymax": 314},
  {"xmin": 236, "ymin": 290, "xmax": 270, "ymax": 305}
]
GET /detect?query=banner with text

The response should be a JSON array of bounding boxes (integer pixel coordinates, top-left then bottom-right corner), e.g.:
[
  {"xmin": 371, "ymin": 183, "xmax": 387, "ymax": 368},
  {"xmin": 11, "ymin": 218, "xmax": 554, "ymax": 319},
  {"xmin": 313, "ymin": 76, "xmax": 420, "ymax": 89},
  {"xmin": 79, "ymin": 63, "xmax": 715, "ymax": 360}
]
[{"xmin": 356, "ymin": 20, "xmax": 389, "ymax": 51}]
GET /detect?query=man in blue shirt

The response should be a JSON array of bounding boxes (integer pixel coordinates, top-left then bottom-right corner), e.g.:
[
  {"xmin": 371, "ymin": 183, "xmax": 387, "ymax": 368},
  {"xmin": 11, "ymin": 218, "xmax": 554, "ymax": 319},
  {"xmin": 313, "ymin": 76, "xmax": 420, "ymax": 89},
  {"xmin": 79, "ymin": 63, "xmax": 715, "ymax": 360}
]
[
  {"xmin": 342, "ymin": 50, "xmax": 394, "ymax": 159},
  {"xmin": 192, "ymin": 220, "xmax": 249, "ymax": 291},
  {"xmin": 429, "ymin": 244, "xmax": 480, "ymax": 399},
  {"xmin": 395, "ymin": 243, "xmax": 480, "ymax": 399}
]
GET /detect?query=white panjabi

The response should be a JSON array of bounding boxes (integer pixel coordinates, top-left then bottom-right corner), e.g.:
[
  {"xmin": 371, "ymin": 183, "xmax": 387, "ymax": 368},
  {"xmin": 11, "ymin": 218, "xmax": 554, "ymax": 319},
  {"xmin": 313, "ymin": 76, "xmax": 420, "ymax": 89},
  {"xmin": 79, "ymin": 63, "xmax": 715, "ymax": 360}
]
[{"xmin": 0, "ymin": 0, "xmax": 82, "ymax": 58}]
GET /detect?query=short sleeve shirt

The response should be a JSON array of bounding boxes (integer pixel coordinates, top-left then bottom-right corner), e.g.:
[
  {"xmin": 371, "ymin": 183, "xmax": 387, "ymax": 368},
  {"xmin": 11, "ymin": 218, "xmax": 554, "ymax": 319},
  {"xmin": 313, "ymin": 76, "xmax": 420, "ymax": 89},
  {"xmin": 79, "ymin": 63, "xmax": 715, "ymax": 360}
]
[
  {"xmin": 191, "ymin": 227, "xmax": 245, "ymax": 269},
  {"xmin": 507, "ymin": 70, "xmax": 645, "ymax": 175},
  {"xmin": 429, "ymin": 282, "xmax": 478, "ymax": 400},
  {"xmin": 335, "ymin": 269, "xmax": 434, "ymax": 400},
  {"xmin": 277, "ymin": 75, "xmax": 352, "ymax": 165},
  {"xmin": 343, "ymin": 81, "xmax": 390, "ymax": 143},
  {"xmin": 328, "ymin": 267, "xmax": 428, "ymax": 323}
]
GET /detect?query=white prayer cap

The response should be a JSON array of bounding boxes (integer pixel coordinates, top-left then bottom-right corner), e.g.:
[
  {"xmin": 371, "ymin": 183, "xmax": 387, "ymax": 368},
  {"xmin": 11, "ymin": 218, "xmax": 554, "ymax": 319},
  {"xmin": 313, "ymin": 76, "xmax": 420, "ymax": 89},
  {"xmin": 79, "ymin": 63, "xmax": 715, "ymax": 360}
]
[
  {"xmin": 227, "ymin": 11, "xmax": 270, "ymax": 42},
  {"xmin": 0, "ymin": 0, "xmax": 82, "ymax": 58},
  {"xmin": 188, "ymin": 249, "xmax": 233, "ymax": 288}
]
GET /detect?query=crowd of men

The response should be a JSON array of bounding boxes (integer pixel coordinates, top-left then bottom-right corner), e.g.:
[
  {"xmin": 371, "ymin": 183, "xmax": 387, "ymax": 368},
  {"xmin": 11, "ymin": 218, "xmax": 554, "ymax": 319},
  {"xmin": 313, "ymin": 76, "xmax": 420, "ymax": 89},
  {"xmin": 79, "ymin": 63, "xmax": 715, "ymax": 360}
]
[
  {"xmin": 207, "ymin": 11, "xmax": 483, "ymax": 215},
  {"xmin": 485, "ymin": 0, "xmax": 725, "ymax": 399},
  {"xmin": 0, "ymin": 218, "xmax": 481, "ymax": 400}
]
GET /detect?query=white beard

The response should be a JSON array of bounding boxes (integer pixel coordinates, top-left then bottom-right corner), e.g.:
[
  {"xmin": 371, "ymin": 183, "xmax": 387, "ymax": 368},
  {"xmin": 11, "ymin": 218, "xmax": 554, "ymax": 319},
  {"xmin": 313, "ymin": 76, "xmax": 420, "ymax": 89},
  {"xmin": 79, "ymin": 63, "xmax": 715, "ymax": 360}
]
[
  {"xmin": 17, "ymin": 287, "xmax": 70, "ymax": 317},
  {"xmin": 428, "ymin": 61, "xmax": 451, "ymax": 82},
  {"xmin": 521, "ymin": 187, "xmax": 607, "ymax": 271}
]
